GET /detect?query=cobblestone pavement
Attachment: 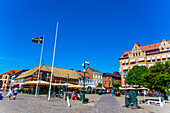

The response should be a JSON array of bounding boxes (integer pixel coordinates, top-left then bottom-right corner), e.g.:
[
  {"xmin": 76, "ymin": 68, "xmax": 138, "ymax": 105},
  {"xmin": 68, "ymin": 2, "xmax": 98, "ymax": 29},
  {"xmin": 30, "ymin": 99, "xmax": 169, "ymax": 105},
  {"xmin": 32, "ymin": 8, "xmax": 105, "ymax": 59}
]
[{"xmin": 0, "ymin": 92, "xmax": 170, "ymax": 113}]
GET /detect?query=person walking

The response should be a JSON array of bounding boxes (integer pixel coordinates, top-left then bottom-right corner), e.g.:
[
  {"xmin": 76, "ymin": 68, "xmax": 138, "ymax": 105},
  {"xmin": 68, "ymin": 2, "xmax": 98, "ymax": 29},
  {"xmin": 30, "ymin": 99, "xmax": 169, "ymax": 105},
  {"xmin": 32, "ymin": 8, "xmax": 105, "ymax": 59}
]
[
  {"xmin": 6, "ymin": 87, "xmax": 13, "ymax": 100},
  {"xmin": 112, "ymin": 90, "xmax": 114, "ymax": 96},
  {"xmin": 13, "ymin": 86, "xmax": 19, "ymax": 100}
]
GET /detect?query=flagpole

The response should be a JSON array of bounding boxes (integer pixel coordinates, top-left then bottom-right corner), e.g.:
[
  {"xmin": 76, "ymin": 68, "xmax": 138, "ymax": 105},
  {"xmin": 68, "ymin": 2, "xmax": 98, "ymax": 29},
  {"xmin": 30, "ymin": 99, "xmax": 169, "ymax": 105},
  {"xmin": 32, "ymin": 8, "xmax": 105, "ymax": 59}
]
[
  {"xmin": 48, "ymin": 22, "xmax": 59, "ymax": 101},
  {"xmin": 35, "ymin": 35, "xmax": 45, "ymax": 97}
]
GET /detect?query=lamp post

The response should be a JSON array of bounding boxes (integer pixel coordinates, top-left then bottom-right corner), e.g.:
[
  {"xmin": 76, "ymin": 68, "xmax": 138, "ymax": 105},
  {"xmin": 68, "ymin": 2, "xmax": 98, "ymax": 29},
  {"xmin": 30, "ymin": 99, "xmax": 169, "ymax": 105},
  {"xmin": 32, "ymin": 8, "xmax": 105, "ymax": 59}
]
[
  {"xmin": 66, "ymin": 74, "xmax": 69, "ymax": 99},
  {"xmin": 59, "ymin": 80, "xmax": 61, "ymax": 94},
  {"xmin": 82, "ymin": 61, "xmax": 90, "ymax": 104},
  {"xmin": 124, "ymin": 72, "xmax": 128, "ymax": 107}
]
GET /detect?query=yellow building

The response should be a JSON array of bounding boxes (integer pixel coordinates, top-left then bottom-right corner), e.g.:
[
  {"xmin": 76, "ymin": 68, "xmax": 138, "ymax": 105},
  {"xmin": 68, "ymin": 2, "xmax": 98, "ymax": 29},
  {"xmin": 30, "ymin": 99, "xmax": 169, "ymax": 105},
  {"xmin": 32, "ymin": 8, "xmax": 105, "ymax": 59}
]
[
  {"xmin": 119, "ymin": 39, "xmax": 170, "ymax": 86},
  {"xmin": 2, "ymin": 74, "xmax": 11, "ymax": 90}
]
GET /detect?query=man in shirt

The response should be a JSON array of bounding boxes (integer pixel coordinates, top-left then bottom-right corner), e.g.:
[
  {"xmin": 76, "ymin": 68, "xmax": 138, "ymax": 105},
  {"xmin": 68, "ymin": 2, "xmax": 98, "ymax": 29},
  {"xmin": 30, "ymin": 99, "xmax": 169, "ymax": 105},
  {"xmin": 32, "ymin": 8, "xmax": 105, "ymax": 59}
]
[{"xmin": 13, "ymin": 86, "xmax": 19, "ymax": 100}]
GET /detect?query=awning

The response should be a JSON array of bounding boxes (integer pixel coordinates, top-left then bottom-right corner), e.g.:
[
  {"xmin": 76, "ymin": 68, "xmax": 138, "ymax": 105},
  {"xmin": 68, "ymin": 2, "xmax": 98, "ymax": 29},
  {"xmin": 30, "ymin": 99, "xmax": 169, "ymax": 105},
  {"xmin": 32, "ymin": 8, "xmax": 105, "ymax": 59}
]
[
  {"xmin": 52, "ymin": 83, "xmax": 61, "ymax": 86},
  {"xmin": 162, "ymin": 55, "xmax": 166, "ymax": 58},
  {"xmin": 130, "ymin": 59, "xmax": 135, "ymax": 62},
  {"xmin": 136, "ymin": 87, "xmax": 148, "ymax": 90},
  {"xmin": 157, "ymin": 56, "xmax": 160, "ymax": 59},
  {"xmin": 8, "ymin": 83, "xmax": 19, "ymax": 87},
  {"xmin": 68, "ymin": 85, "xmax": 88, "ymax": 88},
  {"xmin": 25, "ymin": 80, "xmax": 49, "ymax": 85},
  {"xmin": 60, "ymin": 83, "xmax": 74, "ymax": 86},
  {"xmin": 138, "ymin": 58, "xmax": 144, "ymax": 61},
  {"xmin": 152, "ymin": 56, "xmax": 155, "ymax": 60},
  {"xmin": 123, "ymin": 67, "xmax": 128, "ymax": 70}
]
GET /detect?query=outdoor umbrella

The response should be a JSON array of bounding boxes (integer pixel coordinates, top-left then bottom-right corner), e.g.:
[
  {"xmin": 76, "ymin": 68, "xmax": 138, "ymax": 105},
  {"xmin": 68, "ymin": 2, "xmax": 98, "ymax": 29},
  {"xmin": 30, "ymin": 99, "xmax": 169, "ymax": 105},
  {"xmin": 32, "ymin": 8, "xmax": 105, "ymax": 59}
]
[
  {"xmin": 25, "ymin": 80, "xmax": 49, "ymax": 85},
  {"xmin": 68, "ymin": 85, "xmax": 88, "ymax": 88}
]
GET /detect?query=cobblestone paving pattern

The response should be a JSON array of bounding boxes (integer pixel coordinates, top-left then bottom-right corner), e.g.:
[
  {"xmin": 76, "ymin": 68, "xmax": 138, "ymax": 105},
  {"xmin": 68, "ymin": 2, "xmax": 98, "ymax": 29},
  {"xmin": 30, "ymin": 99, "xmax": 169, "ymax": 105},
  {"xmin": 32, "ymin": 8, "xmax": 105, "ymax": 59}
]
[{"xmin": 0, "ymin": 92, "xmax": 170, "ymax": 113}]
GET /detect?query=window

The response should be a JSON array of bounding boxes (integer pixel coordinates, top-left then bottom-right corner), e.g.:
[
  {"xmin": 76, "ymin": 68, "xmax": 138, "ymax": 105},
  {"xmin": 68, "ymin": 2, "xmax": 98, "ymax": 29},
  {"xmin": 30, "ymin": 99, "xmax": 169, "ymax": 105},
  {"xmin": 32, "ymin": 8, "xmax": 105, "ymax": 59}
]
[
  {"xmin": 109, "ymin": 83, "xmax": 111, "ymax": 86},
  {"xmin": 135, "ymin": 47, "xmax": 137, "ymax": 49},
  {"xmin": 157, "ymin": 59, "xmax": 161, "ymax": 61},
  {"xmin": 149, "ymin": 46, "xmax": 151, "ymax": 48},
  {"xmin": 41, "ymin": 73, "xmax": 47, "ymax": 81},
  {"xmin": 162, "ymin": 58, "xmax": 166, "ymax": 60},
  {"xmin": 109, "ymin": 78, "xmax": 111, "ymax": 81},
  {"xmin": 124, "ymin": 54, "xmax": 128, "ymax": 57},
  {"xmin": 139, "ymin": 53, "xmax": 140, "ymax": 56},
  {"xmin": 162, "ymin": 48, "xmax": 164, "ymax": 50},
  {"xmin": 136, "ymin": 53, "xmax": 138, "ymax": 56},
  {"xmin": 152, "ymin": 59, "xmax": 155, "ymax": 62},
  {"xmin": 133, "ymin": 53, "xmax": 135, "ymax": 57},
  {"xmin": 105, "ymin": 83, "xmax": 107, "ymax": 86},
  {"xmin": 105, "ymin": 78, "xmax": 106, "ymax": 81},
  {"xmin": 4, "ymin": 80, "xmax": 6, "ymax": 83},
  {"xmin": 167, "ymin": 48, "xmax": 169, "ymax": 50},
  {"xmin": 5, "ymin": 76, "xmax": 7, "ymax": 79},
  {"xmin": 130, "ymin": 62, "xmax": 136, "ymax": 64}
]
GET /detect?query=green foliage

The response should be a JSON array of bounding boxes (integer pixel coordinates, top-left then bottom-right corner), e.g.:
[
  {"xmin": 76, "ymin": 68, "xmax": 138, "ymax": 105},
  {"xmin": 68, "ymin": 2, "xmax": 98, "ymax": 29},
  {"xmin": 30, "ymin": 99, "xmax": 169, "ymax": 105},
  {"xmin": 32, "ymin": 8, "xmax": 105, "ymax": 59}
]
[
  {"xmin": 127, "ymin": 65, "xmax": 149, "ymax": 86},
  {"xmin": 97, "ymin": 83, "xmax": 102, "ymax": 88},
  {"xmin": 142, "ymin": 61, "xmax": 170, "ymax": 96},
  {"xmin": 112, "ymin": 82, "xmax": 121, "ymax": 91},
  {"xmin": 20, "ymin": 87, "xmax": 24, "ymax": 92}
]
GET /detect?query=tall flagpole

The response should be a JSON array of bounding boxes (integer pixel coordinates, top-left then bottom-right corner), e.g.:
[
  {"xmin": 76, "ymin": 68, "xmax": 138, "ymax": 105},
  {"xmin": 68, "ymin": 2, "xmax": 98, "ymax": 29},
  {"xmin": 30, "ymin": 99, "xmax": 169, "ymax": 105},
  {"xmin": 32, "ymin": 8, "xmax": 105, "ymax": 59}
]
[
  {"xmin": 35, "ymin": 35, "xmax": 45, "ymax": 97},
  {"xmin": 48, "ymin": 22, "xmax": 59, "ymax": 101}
]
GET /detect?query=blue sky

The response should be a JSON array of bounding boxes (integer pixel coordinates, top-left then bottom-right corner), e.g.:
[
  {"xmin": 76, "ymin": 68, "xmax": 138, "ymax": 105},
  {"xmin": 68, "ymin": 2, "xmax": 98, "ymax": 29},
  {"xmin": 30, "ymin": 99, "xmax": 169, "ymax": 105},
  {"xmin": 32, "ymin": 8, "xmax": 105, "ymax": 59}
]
[{"xmin": 0, "ymin": 0, "xmax": 170, "ymax": 74}]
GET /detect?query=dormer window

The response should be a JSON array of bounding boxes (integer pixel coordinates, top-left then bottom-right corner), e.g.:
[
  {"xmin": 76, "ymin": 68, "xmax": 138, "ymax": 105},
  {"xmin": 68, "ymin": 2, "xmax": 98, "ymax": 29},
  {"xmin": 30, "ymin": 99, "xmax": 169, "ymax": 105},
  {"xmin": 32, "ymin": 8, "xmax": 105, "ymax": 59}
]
[
  {"xmin": 124, "ymin": 54, "xmax": 128, "ymax": 57},
  {"xmin": 135, "ymin": 47, "xmax": 137, "ymax": 49}
]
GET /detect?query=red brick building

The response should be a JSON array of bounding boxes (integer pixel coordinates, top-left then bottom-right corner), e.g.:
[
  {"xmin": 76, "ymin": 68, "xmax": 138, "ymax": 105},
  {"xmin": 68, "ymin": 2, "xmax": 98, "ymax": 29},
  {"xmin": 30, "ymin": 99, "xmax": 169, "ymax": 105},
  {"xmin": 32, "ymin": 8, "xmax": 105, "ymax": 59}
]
[{"xmin": 103, "ymin": 72, "xmax": 121, "ymax": 89}]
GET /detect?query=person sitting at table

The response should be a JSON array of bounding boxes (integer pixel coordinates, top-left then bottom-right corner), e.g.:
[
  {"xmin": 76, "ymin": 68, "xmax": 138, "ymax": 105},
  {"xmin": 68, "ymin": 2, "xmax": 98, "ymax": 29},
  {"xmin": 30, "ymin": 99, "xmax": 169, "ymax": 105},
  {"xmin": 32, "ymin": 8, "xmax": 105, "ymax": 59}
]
[{"xmin": 72, "ymin": 91, "xmax": 78, "ymax": 100}]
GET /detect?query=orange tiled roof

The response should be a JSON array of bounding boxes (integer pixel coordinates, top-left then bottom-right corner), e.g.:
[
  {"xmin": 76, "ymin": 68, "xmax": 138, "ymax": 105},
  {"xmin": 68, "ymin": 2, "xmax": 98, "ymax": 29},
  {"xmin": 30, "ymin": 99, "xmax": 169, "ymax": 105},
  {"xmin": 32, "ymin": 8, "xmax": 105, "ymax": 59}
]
[
  {"xmin": 119, "ymin": 40, "xmax": 170, "ymax": 59},
  {"xmin": 4, "ymin": 69, "xmax": 21, "ymax": 75},
  {"xmin": 76, "ymin": 71, "xmax": 92, "ymax": 79}
]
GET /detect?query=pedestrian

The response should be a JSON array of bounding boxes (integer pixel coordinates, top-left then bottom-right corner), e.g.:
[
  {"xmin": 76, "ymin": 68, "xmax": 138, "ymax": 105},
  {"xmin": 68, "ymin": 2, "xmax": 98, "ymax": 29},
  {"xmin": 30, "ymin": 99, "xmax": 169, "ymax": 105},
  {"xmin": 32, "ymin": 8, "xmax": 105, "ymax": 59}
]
[
  {"xmin": 112, "ymin": 90, "xmax": 114, "ymax": 96},
  {"xmin": 6, "ymin": 87, "xmax": 13, "ymax": 100},
  {"xmin": 13, "ymin": 86, "xmax": 19, "ymax": 100}
]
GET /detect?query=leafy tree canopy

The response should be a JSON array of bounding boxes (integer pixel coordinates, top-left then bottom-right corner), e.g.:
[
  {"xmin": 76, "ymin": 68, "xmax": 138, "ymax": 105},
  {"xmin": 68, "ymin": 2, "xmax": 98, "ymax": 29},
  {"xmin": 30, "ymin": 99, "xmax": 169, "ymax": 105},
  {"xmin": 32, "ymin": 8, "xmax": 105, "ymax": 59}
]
[
  {"xmin": 142, "ymin": 61, "xmax": 170, "ymax": 97},
  {"xmin": 126, "ymin": 65, "xmax": 149, "ymax": 86},
  {"xmin": 112, "ymin": 82, "xmax": 121, "ymax": 91},
  {"xmin": 97, "ymin": 83, "xmax": 102, "ymax": 88}
]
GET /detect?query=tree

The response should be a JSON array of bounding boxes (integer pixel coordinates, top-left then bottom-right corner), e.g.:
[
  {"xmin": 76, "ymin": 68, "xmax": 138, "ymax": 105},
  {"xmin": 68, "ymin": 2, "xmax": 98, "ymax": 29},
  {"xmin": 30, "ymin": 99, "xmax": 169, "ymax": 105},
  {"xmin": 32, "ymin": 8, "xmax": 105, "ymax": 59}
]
[
  {"xmin": 142, "ymin": 61, "xmax": 170, "ymax": 98},
  {"xmin": 126, "ymin": 65, "xmax": 149, "ymax": 87},
  {"xmin": 97, "ymin": 83, "xmax": 102, "ymax": 88},
  {"xmin": 112, "ymin": 82, "xmax": 121, "ymax": 91}
]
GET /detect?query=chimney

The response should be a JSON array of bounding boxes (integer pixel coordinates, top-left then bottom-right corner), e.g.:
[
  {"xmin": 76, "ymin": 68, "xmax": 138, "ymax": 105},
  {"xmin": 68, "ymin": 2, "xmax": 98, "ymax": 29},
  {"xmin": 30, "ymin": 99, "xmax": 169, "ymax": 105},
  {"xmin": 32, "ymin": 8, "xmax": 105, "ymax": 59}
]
[
  {"xmin": 78, "ymin": 70, "xmax": 81, "ymax": 72},
  {"xmin": 136, "ymin": 42, "xmax": 140, "ymax": 46}
]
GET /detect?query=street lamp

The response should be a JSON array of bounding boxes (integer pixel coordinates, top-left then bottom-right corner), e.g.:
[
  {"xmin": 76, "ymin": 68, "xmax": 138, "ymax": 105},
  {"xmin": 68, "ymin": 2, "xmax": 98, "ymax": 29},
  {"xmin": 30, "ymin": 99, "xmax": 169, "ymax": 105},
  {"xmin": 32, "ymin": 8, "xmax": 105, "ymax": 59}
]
[
  {"xmin": 82, "ymin": 61, "xmax": 90, "ymax": 104},
  {"xmin": 124, "ymin": 72, "xmax": 128, "ymax": 107},
  {"xmin": 59, "ymin": 80, "xmax": 61, "ymax": 94},
  {"xmin": 66, "ymin": 74, "xmax": 69, "ymax": 99}
]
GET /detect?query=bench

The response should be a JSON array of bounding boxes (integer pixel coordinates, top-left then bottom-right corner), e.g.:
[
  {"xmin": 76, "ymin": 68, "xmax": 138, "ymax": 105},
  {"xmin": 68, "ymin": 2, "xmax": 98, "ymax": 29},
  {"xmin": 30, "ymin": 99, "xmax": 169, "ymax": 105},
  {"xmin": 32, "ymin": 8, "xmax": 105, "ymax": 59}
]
[{"xmin": 147, "ymin": 97, "xmax": 164, "ymax": 107}]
